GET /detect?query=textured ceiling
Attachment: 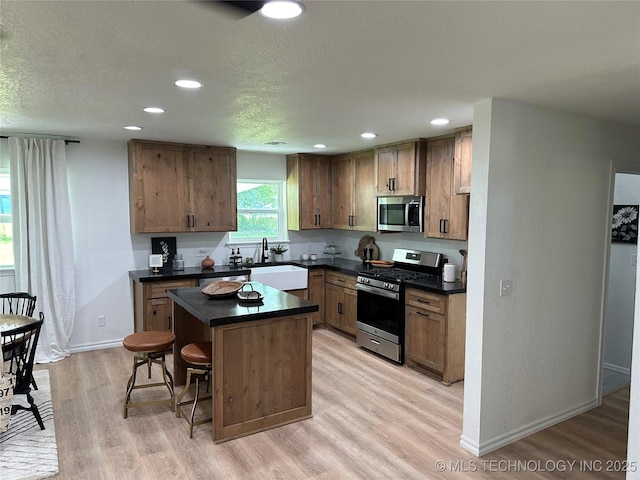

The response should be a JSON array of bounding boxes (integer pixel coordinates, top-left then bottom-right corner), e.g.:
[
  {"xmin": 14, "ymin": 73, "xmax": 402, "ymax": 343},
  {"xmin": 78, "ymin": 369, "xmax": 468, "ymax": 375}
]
[{"xmin": 0, "ymin": 0, "xmax": 639, "ymax": 154}]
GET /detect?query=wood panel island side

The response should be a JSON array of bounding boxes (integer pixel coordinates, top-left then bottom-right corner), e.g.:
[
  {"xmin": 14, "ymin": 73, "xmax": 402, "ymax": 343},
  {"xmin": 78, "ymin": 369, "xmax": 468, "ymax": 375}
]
[{"xmin": 167, "ymin": 283, "xmax": 319, "ymax": 443}]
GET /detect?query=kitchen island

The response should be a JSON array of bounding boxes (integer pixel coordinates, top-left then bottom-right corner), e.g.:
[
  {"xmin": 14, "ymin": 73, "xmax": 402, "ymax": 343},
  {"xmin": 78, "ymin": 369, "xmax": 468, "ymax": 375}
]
[{"xmin": 167, "ymin": 282, "xmax": 318, "ymax": 443}]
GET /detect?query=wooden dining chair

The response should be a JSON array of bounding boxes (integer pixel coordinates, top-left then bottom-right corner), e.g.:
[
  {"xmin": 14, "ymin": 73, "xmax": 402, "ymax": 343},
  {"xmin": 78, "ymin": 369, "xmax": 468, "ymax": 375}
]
[
  {"xmin": 1, "ymin": 313, "xmax": 45, "ymax": 430},
  {"xmin": 0, "ymin": 292, "xmax": 39, "ymax": 390}
]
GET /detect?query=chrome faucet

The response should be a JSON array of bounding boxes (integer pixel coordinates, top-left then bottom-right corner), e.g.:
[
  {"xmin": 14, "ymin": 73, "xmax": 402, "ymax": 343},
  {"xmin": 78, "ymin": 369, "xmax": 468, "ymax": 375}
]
[{"xmin": 261, "ymin": 238, "xmax": 269, "ymax": 263}]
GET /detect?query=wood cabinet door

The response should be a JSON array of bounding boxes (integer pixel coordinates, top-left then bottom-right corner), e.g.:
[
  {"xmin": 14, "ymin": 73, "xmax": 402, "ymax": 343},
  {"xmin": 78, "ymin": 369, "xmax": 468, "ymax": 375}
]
[
  {"xmin": 133, "ymin": 142, "xmax": 190, "ymax": 233},
  {"xmin": 324, "ymin": 283, "xmax": 342, "ymax": 329},
  {"xmin": 190, "ymin": 147, "xmax": 237, "ymax": 231},
  {"xmin": 308, "ymin": 270, "xmax": 325, "ymax": 325},
  {"xmin": 352, "ymin": 150, "xmax": 376, "ymax": 231},
  {"xmin": 425, "ymin": 138, "xmax": 454, "ymax": 238},
  {"xmin": 298, "ymin": 158, "xmax": 317, "ymax": 229},
  {"xmin": 405, "ymin": 306, "xmax": 445, "ymax": 373},
  {"xmin": 374, "ymin": 147, "xmax": 395, "ymax": 195},
  {"xmin": 331, "ymin": 154, "xmax": 353, "ymax": 230},
  {"xmin": 392, "ymin": 142, "xmax": 417, "ymax": 196},
  {"xmin": 341, "ymin": 287, "xmax": 357, "ymax": 336},
  {"xmin": 454, "ymin": 129, "xmax": 472, "ymax": 194},
  {"xmin": 315, "ymin": 157, "xmax": 333, "ymax": 228},
  {"xmin": 144, "ymin": 298, "xmax": 173, "ymax": 331}
]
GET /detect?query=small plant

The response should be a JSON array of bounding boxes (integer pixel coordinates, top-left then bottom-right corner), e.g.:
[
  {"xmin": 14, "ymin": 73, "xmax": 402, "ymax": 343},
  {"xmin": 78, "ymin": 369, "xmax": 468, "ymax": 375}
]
[{"xmin": 270, "ymin": 244, "xmax": 288, "ymax": 254}]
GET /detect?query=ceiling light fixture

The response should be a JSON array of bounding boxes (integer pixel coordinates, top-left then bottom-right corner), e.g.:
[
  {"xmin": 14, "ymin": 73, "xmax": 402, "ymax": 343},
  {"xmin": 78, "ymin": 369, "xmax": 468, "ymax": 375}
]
[
  {"xmin": 361, "ymin": 132, "xmax": 377, "ymax": 139},
  {"xmin": 143, "ymin": 107, "xmax": 165, "ymax": 113},
  {"xmin": 174, "ymin": 79, "xmax": 203, "ymax": 89},
  {"xmin": 314, "ymin": 144, "xmax": 327, "ymax": 149},
  {"xmin": 124, "ymin": 125, "xmax": 143, "ymax": 131},
  {"xmin": 265, "ymin": 141, "xmax": 286, "ymax": 145},
  {"xmin": 260, "ymin": 1, "xmax": 304, "ymax": 19},
  {"xmin": 431, "ymin": 118, "xmax": 450, "ymax": 125}
]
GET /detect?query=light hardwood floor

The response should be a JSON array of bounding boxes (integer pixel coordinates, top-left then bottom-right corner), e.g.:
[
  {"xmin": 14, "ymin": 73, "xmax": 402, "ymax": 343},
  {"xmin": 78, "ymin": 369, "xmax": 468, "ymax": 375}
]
[{"xmin": 38, "ymin": 328, "xmax": 629, "ymax": 479}]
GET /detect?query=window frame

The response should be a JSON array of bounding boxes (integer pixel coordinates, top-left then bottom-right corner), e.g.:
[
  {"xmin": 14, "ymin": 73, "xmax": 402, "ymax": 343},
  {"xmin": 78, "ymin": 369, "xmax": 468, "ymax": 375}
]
[{"xmin": 229, "ymin": 179, "xmax": 289, "ymax": 245}]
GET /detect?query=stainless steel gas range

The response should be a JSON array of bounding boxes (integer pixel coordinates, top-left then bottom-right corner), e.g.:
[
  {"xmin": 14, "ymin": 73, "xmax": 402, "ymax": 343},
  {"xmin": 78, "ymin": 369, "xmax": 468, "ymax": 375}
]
[{"xmin": 355, "ymin": 248, "xmax": 443, "ymax": 363}]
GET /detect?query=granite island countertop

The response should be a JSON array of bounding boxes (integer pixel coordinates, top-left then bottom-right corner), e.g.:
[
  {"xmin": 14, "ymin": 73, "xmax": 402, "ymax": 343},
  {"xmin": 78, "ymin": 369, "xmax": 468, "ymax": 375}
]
[{"xmin": 167, "ymin": 282, "xmax": 319, "ymax": 327}]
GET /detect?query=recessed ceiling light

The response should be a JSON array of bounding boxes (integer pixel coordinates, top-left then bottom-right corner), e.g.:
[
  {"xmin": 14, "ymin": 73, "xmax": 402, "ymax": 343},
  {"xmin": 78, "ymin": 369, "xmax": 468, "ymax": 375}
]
[
  {"xmin": 124, "ymin": 125, "xmax": 143, "ymax": 131},
  {"xmin": 143, "ymin": 107, "xmax": 165, "ymax": 113},
  {"xmin": 260, "ymin": 1, "xmax": 303, "ymax": 19},
  {"xmin": 431, "ymin": 118, "xmax": 450, "ymax": 125},
  {"xmin": 314, "ymin": 144, "xmax": 327, "ymax": 149},
  {"xmin": 174, "ymin": 79, "xmax": 203, "ymax": 89},
  {"xmin": 361, "ymin": 132, "xmax": 377, "ymax": 139}
]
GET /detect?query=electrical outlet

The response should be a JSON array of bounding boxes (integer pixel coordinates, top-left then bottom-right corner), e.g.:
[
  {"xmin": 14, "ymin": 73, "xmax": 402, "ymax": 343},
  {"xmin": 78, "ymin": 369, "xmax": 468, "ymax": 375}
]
[
  {"xmin": 195, "ymin": 247, "xmax": 208, "ymax": 257},
  {"xmin": 97, "ymin": 315, "xmax": 105, "ymax": 327},
  {"xmin": 500, "ymin": 280, "xmax": 513, "ymax": 296}
]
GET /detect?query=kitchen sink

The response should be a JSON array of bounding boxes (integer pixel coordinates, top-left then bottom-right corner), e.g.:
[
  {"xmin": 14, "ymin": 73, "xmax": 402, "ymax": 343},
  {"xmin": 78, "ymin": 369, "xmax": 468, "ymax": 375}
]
[{"xmin": 249, "ymin": 265, "xmax": 308, "ymax": 291}]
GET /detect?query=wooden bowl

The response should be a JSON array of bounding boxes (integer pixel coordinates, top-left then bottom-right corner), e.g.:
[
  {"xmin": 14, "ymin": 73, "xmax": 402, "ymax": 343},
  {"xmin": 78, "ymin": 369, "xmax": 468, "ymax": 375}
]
[{"xmin": 201, "ymin": 281, "xmax": 244, "ymax": 298}]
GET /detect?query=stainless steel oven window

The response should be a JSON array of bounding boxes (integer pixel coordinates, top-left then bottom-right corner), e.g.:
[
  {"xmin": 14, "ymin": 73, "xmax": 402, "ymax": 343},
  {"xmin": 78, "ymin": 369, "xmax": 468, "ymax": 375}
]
[{"xmin": 356, "ymin": 287, "xmax": 403, "ymax": 341}]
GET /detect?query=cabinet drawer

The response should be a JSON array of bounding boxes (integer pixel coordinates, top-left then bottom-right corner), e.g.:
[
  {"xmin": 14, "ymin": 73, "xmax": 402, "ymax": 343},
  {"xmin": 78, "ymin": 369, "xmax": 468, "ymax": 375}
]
[
  {"xmin": 325, "ymin": 271, "xmax": 356, "ymax": 290},
  {"xmin": 405, "ymin": 288, "xmax": 445, "ymax": 314},
  {"xmin": 147, "ymin": 280, "xmax": 197, "ymax": 299}
]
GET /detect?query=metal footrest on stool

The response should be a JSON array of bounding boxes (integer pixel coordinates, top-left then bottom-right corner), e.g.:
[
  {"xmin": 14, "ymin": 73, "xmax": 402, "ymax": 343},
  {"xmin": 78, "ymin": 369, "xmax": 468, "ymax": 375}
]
[
  {"xmin": 123, "ymin": 350, "xmax": 175, "ymax": 418},
  {"xmin": 176, "ymin": 366, "xmax": 212, "ymax": 437}
]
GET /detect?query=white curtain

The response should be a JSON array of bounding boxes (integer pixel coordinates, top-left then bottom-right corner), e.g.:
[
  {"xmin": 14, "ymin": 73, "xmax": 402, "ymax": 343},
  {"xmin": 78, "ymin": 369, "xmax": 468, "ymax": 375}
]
[{"xmin": 8, "ymin": 137, "xmax": 75, "ymax": 363}]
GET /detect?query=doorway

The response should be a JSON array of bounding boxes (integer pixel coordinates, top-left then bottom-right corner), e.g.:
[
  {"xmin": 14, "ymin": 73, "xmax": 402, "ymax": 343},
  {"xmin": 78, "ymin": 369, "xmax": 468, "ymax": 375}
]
[{"xmin": 602, "ymin": 171, "xmax": 639, "ymax": 395}]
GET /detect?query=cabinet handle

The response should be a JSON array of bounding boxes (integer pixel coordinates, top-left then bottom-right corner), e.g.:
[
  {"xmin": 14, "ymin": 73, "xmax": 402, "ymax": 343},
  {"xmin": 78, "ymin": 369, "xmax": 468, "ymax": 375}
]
[
  {"xmin": 370, "ymin": 338, "xmax": 381, "ymax": 345},
  {"xmin": 392, "ymin": 177, "xmax": 396, "ymax": 191},
  {"xmin": 191, "ymin": 215, "xmax": 196, "ymax": 228},
  {"xmin": 417, "ymin": 311, "xmax": 430, "ymax": 317},
  {"xmin": 186, "ymin": 215, "xmax": 191, "ymax": 228},
  {"xmin": 417, "ymin": 298, "xmax": 431, "ymax": 304},
  {"xmin": 443, "ymin": 219, "xmax": 448, "ymax": 234},
  {"xmin": 338, "ymin": 302, "xmax": 343, "ymax": 314},
  {"xmin": 439, "ymin": 219, "xmax": 444, "ymax": 233},
  {"xmin": 318, "ymin": 214, "xmax": 320, "ymax": 226}
]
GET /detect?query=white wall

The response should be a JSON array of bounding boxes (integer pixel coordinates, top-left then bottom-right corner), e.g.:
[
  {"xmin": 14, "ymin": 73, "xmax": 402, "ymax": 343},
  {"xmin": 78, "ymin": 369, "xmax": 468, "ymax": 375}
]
[
  {"xmin": 461, "ymin": 98, "xmax": 640, "ymax": 456},
  {"xmin": 628, "ymin": 237, "xmax": 640, "ymax": 480},
  {"xmin": 604, "ymin": 173, "xmax": 639, "ymax": 373}
]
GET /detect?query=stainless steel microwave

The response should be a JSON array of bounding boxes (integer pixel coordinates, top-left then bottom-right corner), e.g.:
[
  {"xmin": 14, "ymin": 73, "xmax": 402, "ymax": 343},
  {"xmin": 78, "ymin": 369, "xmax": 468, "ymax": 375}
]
[{"xmin": 377, "ymin": 196, "xmax": 424, "ymax": 233}]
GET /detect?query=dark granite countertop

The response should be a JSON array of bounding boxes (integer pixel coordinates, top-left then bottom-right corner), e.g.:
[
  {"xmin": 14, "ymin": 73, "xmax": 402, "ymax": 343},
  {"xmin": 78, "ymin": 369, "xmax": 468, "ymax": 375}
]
[
  {"xmin": 129, "ymin": 265, "xmax": 251, "ymax": 282},
  {"xmin": 130, "ymin": 257, "xmax": 466, "ymax": 295},
  {"xmin": 167, "ymin": 282, "xmax": 319, "ymax": 327},
  {"xmin": 289, "ymin": 257, "xmax": 467, "ymax": 295}
]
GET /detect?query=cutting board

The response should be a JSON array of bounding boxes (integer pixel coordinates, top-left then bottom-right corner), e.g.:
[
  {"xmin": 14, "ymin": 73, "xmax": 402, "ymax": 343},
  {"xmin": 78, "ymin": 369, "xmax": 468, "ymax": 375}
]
[{"xmin": 354, "ymin": 235, "xmax": 380, "ymax": 261}]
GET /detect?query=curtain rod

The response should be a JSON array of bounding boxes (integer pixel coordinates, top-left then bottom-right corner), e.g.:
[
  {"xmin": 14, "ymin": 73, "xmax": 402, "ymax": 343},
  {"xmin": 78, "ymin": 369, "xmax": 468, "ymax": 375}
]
[{"xmin": 0, "ymin": 136, "xmax": 80, "ymax": 145}]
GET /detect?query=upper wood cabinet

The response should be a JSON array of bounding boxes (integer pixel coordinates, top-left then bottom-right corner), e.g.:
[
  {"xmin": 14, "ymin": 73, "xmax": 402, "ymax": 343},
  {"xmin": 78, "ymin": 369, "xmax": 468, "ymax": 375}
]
[
  {"xmin": 374, "ymin": 140, "xmax": 427, "ymax": 196},
  {"xmin": 331, "ymin": 150, "xmax": 376, "ymax": 231},
  {"xmin": 425, "ymin": 137, "xmax": 469, "ymax": 241},
  {"xmin": 286, "ymin": 154, "xmax": 332, "ymax": 230},
  {"xmin": 128, "ymin": 139, "xmax": 237, "ymax": 233},
  {"xmin": 454, "ymin": 128, "xmax": 472, "ymax": 194}
]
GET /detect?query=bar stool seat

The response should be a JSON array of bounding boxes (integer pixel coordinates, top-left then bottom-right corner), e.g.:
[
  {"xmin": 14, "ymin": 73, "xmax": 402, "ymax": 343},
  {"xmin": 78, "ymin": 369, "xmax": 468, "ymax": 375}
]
[
  {"xmin": 122, "ymin": 330, "xmax": 175, "ymax": 419},
  {"xmin": 176, "ymin": 341, "xmax": 212, "ymax": 437}
]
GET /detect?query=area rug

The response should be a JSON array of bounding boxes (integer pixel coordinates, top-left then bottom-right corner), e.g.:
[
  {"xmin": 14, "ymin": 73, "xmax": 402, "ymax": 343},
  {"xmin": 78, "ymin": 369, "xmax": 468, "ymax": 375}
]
[{"xmin": 0, "ymin": 370, "xmax": 58, "ymax": 480}]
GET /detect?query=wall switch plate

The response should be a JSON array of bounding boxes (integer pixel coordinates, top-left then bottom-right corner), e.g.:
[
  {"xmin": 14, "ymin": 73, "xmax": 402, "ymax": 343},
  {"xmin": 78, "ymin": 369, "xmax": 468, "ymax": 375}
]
[
  {"xmin": 500, "ymin": 280, "xmax": 513, "ymax": 296},
  {"xmin": 97, "ymin": 315, "xmax": 105, "ymax": 327}
]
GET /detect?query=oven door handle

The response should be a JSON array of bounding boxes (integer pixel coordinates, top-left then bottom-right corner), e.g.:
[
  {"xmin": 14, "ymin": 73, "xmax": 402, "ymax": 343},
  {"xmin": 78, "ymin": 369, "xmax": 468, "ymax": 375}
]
[{"xmin": 356, "ymin": 283, "xmax": 400, "ymax": 301}]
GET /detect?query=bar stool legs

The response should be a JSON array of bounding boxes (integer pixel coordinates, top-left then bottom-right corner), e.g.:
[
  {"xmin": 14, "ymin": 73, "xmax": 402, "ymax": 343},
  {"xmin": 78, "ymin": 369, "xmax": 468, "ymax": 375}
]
[
  {"xmin": 122, "ymin": 331, "xmax": 176, "ymax": 419},
  {"xmin": 176, "ymin": 341, "xmax": 212, "ymax": 437}
]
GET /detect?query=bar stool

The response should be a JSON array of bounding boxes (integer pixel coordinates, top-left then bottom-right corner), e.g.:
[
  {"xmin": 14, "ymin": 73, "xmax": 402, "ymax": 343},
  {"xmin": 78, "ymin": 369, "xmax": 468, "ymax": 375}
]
[
  {"xmin": 122, "ymin": 330, "xmax": 175, "ymax": 419},
  {"xmin": 175, "ymin": 341, "xmax": 212, "ymax": 437}
]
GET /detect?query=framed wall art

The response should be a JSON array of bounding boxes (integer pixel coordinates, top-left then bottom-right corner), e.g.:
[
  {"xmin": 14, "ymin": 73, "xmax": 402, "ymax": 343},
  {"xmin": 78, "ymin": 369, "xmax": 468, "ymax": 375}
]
[{"xmin": 611, "ymin": 205, "xmax": 638, "ymax": 244}]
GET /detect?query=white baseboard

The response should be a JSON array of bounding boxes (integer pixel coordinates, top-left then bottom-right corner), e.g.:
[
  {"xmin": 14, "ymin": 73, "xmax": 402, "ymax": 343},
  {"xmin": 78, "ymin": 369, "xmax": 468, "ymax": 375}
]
[
  {"xmin": 604, "ymin": 362, "xmax": 631, "ymax": 376},
  {"xmin": 459, "ymin": 397, "xmax": 599, "ymax": 457},
  {"xmin": 71, "ymin": 339, "xmax": 123, "ymax": 353}
]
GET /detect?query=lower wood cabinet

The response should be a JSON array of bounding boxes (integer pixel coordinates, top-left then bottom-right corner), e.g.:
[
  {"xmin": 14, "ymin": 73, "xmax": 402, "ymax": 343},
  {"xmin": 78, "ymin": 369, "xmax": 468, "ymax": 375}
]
[
  {"xmin": 404, "ymin": 288, "xmax": 466, "ymax": 384},
  {"xmin": 324, "ymin": 271, "xmax": 357, "ymax": 336},
  {"xmin": 307, "ymin": 269, "xmax": 325, "ymax": 326},
  {"xmin": 132, "ymin": 279, "xmax": 197, "ymax": 332}
]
